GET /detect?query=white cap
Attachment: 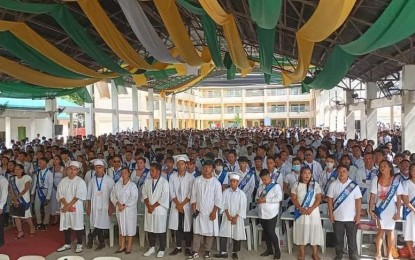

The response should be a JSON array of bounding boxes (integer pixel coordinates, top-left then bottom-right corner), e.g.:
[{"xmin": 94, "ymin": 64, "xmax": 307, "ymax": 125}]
[
  {"xmin": 93, "ymin": 159, "xmax": 105, "ymax": 167},
  {"xmin": 68, "ymin": 161, "xmax": 82, "ymax": 169},
  {"xmin": 174, "ymin": 154, "xmax": 190, "ymax": 164},
  {"xmin": 229, "ymin": 173, "xmax": 240, "ymax": 181}
]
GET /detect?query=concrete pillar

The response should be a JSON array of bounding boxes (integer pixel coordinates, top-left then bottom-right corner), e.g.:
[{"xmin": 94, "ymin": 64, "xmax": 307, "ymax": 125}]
[
  {"xmin": 45, "ymin": 98, "xmax": 57, "ymax": 139},
  {"xmin": 30, "ymin": 116, "xmax": 36, "ymax": 141},
  {"xmin": 160, "ymin": 97, "xmax": 167, "ymax": 129},
  {"xmin": 345, "ymin": 90, "xmax": 355, "ymax": 139},
  {"xmin": 401, "ymin": 65, "xmax": 415, "ymax": 152},
  {"xmin": 131, "ymin": 85, "xmax": 139, "ymax": 131},
  {"xmin": 172, "ymin": 94, "xmax": 178, "ymax": 129},
  {"xmin": 390, "ymin": 106, "xmax": 394, "ymax": 128},
  {"xmin": 360, "ymin": 82, "xmax": 378, "ymax": 143},
  {"xmin": 5, "ymin": 116, "xmax": 11, "ymax": 148},
  {"xmin": 110, "ymin": 80, "xmax": 119, "ymax": 133},
  {"xmin": 69, "ymin": 113, "xmax": 73, "ymax": 137},
  {"xmin": 84, "ymin": 84, "xmax": 94, "ymax": 136},
  {"xmin": 148, "ymin": 88, "xmax": 155, "ymax": 131}
]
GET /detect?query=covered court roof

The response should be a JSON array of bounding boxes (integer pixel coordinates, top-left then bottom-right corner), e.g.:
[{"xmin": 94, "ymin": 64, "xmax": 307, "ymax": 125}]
[{"xmin": 0, "ymin": 0, "xmax": 412, "ymax": 95}]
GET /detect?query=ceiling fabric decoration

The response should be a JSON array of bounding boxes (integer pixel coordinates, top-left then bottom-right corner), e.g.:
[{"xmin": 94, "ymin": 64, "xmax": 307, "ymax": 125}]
[
  {"xmin": 153, "ymin": 0, "xmax": 211, "ymax": 67},
  {"xmin": 0, "ymin": 20, "xmax": 115, "ymax": 79},
  {"xmin": 160, "ymin": 64, "xmax": 215, "ymax": 96},
  {"xmin": 281, "ymin": 0, "xmax": 355, "ymax": 86},
  {"xmin": 117, "ymin": 0, "xmax": 177, "ymax": 64},
  {"xmin": 198, "ymin": 0, "xmax": 254, "ymax": 70},
  {"xmin": 95, "ymin": 81, "xmax": 110, "ymax": 99},
  {"xmin": 0, "ymin": 82, "xmax": 92, "ymax": 102},
  {"xmin": 0, "ymin": 31, "xmax": 86, "ymax": 79},
  {"xmin": 132, "ymin": 74, "xmax": 147, "ymax": 87},
  {"xmin": 247, "ymin": 0, "xmax": 282, "ymax": 76},
  {"xmin": 0, "ymin": 56, "xmax": 98, "ymax": 88},
  {"xmin": 74, "ymin": 0, "xmax": 166, "ymax": 71},
  {"xmin": 302, "ymin": 0, "xmax": 415, "ymax": 92},
  {"xmin": 0, "ymin": 0, "xmax": 128, "ymax": 74},
  {"xmin": 176, "ymin": 0, "xmax": 224, "ymax": 69}
]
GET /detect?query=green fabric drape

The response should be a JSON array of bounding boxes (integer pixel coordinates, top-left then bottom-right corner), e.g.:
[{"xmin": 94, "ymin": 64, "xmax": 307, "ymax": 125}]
[
  {"xmin": 0, "ymin": 0, "xmax": 128, "ymax": 74},
  {"xmin": 176, "ymin": 0, "xmax": 225, "ymax": 69},
  {"xmin": 247, "ymin": 0, "xmax": 282, "ymax": 76},
  {"xmin": 302, "ymin": 0, "xmax": 415, "ymax": 92},
  {"xmin": 0, "ymin": 31, "xmax": 87, "ymax": 79},
  {"xmin": 223, "ymin": 52, "xmax": 236, "ymax": 80},
  {"xmin": 0, "ymin": 82, "xmax": 92, "ymax": 102}
]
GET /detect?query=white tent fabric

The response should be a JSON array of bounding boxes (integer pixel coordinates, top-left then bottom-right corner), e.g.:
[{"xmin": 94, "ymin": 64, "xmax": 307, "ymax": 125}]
[{"xmin": 118, "ymin": 0, "xmax": 178, "ymax": 64}]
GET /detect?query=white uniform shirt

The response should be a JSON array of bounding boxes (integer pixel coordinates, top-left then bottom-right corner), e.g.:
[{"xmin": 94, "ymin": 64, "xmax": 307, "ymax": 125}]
[
  {"xmin": 256, "ymin": 181, "xmax": 282, "ymax": 219},
  {"xmin": 327, "ymin": 179, "xmax": 362, "ymax": 222},
  {"xmin": 31, "ymin": 168, "xmax": 54, "ymax": 200}
]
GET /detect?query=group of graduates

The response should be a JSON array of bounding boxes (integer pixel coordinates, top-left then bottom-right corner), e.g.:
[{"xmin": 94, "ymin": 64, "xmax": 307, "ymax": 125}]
[{"xmin": 0, "ymin": 127, "xmax": 414, "ymax": 260}]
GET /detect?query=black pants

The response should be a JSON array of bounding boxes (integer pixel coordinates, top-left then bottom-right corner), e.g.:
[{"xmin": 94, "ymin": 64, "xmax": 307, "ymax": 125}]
[
  {"xmin": 219, "ymin": 237, "xmax": 241, "ymax": 253},
  {"xmin": 333, "ymin": 221, "xmax": 358, "ymax": 260},
  {"xmin": 90, "ymin": 228, "xmax": 106, "ymax": 244},
  {"xmin": 64, "ymin": 229, "xmax": 83, "ymax": 245},
  {"xmin": 175, "ymin": 212, "xmax": 192, "ymax": 248},
  {"xmin": 148, "ymin": 232, "xmax": 166, "ymax": 251},
  {"xmin": 260, "ymin": 215, "xmax": 280, "ymax": 255},
  {"xmin": 0, "ymin": 213, "xmax": 4, "ymax": 245}
]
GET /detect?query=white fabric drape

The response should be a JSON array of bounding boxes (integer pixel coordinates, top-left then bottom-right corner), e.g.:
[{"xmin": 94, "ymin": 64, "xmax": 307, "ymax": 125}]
[{"xmin": 118, "ymin": 0, "xmax": 178, "ymax": 64}]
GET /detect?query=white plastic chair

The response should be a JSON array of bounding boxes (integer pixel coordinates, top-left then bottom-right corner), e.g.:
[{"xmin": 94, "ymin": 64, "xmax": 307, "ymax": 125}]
[
  {"xmin": 0, "ymin": 254, "xmax": 10, "ymax": 260},
  {"xmin": 57, "ymin": 257, "xmax": 85, "ymax": 260},
  {"xmin": 17, "ymin": 257, "xmax": 45, "ymax": 260}
]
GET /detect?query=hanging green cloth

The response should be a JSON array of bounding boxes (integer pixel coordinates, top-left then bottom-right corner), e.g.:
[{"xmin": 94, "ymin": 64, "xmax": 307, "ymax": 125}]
[
  {"xmin": 0, "ymin": 0, "xmax": 128, "ymax": 74},
  {"xmin": 0, "ymin": 31, "xmax": 87, "ymax": 79},
  {"xmin": 0, "ymin": 82, "xmax": 92, "ymax": 102},
  {"xmin": 303, "ymin": 0, "xmax": 415, "ymax": 92},
  {"xmin": 176, "ymin": 0, "xmax": 225, "ymax": 69},
  {"xmin": 247, "ymin": 0, "xmax": 282, "ymax": 76}
]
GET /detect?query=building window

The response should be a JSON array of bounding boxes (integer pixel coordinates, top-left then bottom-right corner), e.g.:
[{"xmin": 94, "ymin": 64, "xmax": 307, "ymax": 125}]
[
  {"xmin": 245, "ymin": 89, "xmax": 264, "ymax": 96},
  {"xmin": 226, "ymin": 106, "xmax": 241, "ymax": 114},
  {"xmin": 204, "ymin": 106, "xmax": 221, "ymax": 114},
  {"xmin": 203, "ymin": 90, "xmax": 221, "ymax": 98},
  {"xmin": 289, "ymin": 104, "xmax": 306, "ymax": 112},
  {"xmin": 245, "ymin": 104, "xmax": 264, "ymax": 113},
  {"xmin": 268, "ymin": 105, "xmax": 286, "ymax": 113},
  {"xmin": 289, "ymin": 87, "xmax": 301, "ymax": 95},
  {"xmin": 267, "ymin": 89, "xmax": 286, "ymax": 96},
  {"xmin": 225, "ymin": 89, "xmax": 242, "ymax": 97}
]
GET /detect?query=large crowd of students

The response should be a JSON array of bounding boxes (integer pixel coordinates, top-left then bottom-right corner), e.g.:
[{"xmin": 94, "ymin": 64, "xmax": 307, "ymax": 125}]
[{"xmin": 0, "ymin": 127, "xmax": 413, "ymax": 260}]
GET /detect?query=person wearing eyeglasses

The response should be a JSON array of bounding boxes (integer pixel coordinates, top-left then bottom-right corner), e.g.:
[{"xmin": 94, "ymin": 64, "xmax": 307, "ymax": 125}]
[
  {"xmin": 108, "ymin": 156, "xmax": 123, "ymax": 183},
  {"xmin": 302, "ymin": 148, "xmax": 322, "ymax": 181}
]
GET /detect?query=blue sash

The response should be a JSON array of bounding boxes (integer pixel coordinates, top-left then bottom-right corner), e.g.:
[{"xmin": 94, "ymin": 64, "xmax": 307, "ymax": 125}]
[
  {"xmin": 374, "ymin": 176, "xmax": 400, "ymax": 220},
  {"xmin": 239, "ymin": 170, "xmax": 254, "ymax": 190},
  {"xmin": 193, "ymin": 171, "xmax": 201, "ymax": 178},
  {"xmin": 11, "ymin": 177, "xmax": 30, "ymax": 210},
  {"xmin": 403, "ymin": 195, "xmax": 415, "ymax": 220},
  {"xmin": 259, "ymin": 182, "xmax": 277, "ymax": 198},
  {"xmin": 361, "ymin": 169, "xmax": 377, "ymax": 196},
  {"xmin": 217, "ymin": 170, "xmax": 227, "ymax": 185},
  {"xmin": 270, "ymin": 169, "xmax": 281, "ymax": 182},
  {"xmin": 49, "ymin": 167, "xmax": 58, "ymax": 191},
  {"xmin": 36, "ymin": 169, "xmax": 48, "ymax": 203},
  {"xmin": 251, "ymin": 167, "xmax": 260, "ymax": 188},
  {"xmin": 112, "ymin": 168, "xmax": 122, "ymax": 183},
  {"xmin": 294, "ymin": 181, "xmax": 315, "ymax": 221},
  {"xmin": 137, "ymin": 168, "xmax": 150, "ymax": 187},
  {"xmin": 333, "ymin": 181, "xmax": 358, "ymax": 212},
  {"xmin": 324, "ymin": 170, "xmax": 337, "ymax": 195}
]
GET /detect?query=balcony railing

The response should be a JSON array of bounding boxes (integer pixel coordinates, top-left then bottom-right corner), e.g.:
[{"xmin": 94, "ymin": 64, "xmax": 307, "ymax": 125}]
[
  {"xmin": 267, "ymin": 107, "xmax": 286, "ymax": 113},
  {"xmin": 203, "ymin": 108, "xmax": 222, "ymax": 114},
  {"xmin": 245, "ymin": 107, "xmax": 264, "ymax": 113}
]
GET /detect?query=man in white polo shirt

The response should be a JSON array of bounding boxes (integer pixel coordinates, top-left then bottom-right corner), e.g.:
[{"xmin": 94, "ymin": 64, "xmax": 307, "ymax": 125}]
[{"xmin": 327, "ymin": 164, "xmax": 362, "ymax": 260}]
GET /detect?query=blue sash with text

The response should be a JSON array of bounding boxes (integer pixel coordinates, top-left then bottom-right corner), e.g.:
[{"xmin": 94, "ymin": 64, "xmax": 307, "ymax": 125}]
[
  {"xmin": 403, "ymin": 196, "xmax": 415, "ymax": 220},
  {"xmin": 374, "ymin": 176, "xmax": 400, "ymax": 220},
  {"xmin": 218, "ymin": 170, "xmax": 227, "ymax": 185},
  {"xmin": 294, "ymin": 181, "xmax": 315, "ymax": 221},
  {"xmin": 324, "ymin": 170, "xmax": 337, "ymax": 195},
  {"xmin": 333, "ymin": 181, "xmax": 358, "ymax": 212},
  {"xmin": 239, "ymin": 171, "xmax": 254, "ymax": 190},
  {"xmin": 137, "ymin": 168, "xmax": 150, "ymax": 187},
  {"xmin": 11, "ymin": 177, "xmax": 30, "ymax": 210},
  {"xmin": 259, "ymin": 182, "xmax": 277, "ymax": 198}
]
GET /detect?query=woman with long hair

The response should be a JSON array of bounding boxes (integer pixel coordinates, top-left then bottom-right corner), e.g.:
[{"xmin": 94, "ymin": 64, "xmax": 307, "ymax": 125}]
[
  {"xmin": 291, "ymin": 167, "xmax": 323, "ymax": 260},
  {"xmin": 401, "ymin": 163, "xmax": 415, "ymax": 260},
  {"xmin": 9, "ymin": 164, "xmax": 35, "ymax": 238},
  {"xmin": 50, "ymin": 155, "xmax": 65, "ymax": 225},
  {"xmin": 369, "ymin": 160, "xmax": 403, "ymax": 260}
]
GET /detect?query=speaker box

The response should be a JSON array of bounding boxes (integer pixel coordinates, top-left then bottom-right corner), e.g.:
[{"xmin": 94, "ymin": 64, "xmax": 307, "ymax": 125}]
[{"xmin": 54, "ymin": 124, "xmax": 63, "ymax": 135}]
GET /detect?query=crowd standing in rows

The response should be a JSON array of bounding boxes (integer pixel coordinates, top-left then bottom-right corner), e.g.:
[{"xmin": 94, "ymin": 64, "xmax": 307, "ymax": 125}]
[{"xmin": 0, "ymin": 127, "xmax": 413, "ymax": 260}]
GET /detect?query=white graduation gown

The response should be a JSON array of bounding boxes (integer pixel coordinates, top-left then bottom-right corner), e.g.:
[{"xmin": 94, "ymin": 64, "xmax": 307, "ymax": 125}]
[
  {"xmin": 191, "ymin": 176, "xmax": 223, "ymax": 236},
  {"xmin": 142, "ymin": 177, "xmax": 170, "ymax": 233},
  {"xmin": 111, "ymin": 180, "xmax": 139, "ymax": 236},
  {"xmin": 87, "ymin": 175, "xmax": 115, "ymax": 229},
  {"xmin": 57, "ymin": 176, "xmax": 87, "ymax": 231},
  {"xmin": 168, "ymin": 172, "xmax": 194, "ymax": 232},
  {"xmin": 219, "ymin": 187, "xmax": 247, "ymax": 241}
]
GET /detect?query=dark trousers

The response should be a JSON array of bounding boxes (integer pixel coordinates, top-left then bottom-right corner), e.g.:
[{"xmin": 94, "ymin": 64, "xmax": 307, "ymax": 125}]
[
  {"xmin": 333, "ymin": 221, "xmax": 358, "ymax": 260},
  {"xmin": 64, "ymin": 229, "xmax": 84, "ymax": 245},
  {"xmin": 148, "ymin": 232, "xmax": 166, "ymax": 251},
  {"xmin": 90, "ymin": 228, "xmax": 106, "ymax": 244},
  {"xmin": 175, "ymin": 212, "xmax": 192, "ymax": 248},
  {"xmin": 0, "ymin": 213, "xmax": 4, "ymax": 245},
  {"xmin": 219, "ymin": 237, "xmax": 241, "ymax": 253},
  {"xmin": 260, "ymin": 215, "xmax": 280, "ymax": 255}
]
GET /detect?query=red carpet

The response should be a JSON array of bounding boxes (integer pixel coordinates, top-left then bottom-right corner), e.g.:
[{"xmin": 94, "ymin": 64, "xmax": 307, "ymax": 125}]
[{"xmin": 1, "ymin": 222, "xmax": 65, "ymax": 260}]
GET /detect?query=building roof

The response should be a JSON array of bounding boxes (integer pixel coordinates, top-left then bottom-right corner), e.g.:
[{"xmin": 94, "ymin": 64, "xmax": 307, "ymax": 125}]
[{"xmin": 0, "ymin": 97, "xmax": 80, "ymax": 109}]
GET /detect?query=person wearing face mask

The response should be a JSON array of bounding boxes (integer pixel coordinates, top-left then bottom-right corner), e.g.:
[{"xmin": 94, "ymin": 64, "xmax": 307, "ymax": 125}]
[
  {"xmin": 283, "ymin": 158, "xmax": 302, "ymax": 195},
  {"xmin": 213, "ymin": 159, "xmax": 229, "ymax": 190},
  {"xmin": 317, "ymin": 155, "xmax": 337, "ymax": 202},
  {"xmin": 396, "ymin": 159, "xmax": 410, "ymax": 182}
]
